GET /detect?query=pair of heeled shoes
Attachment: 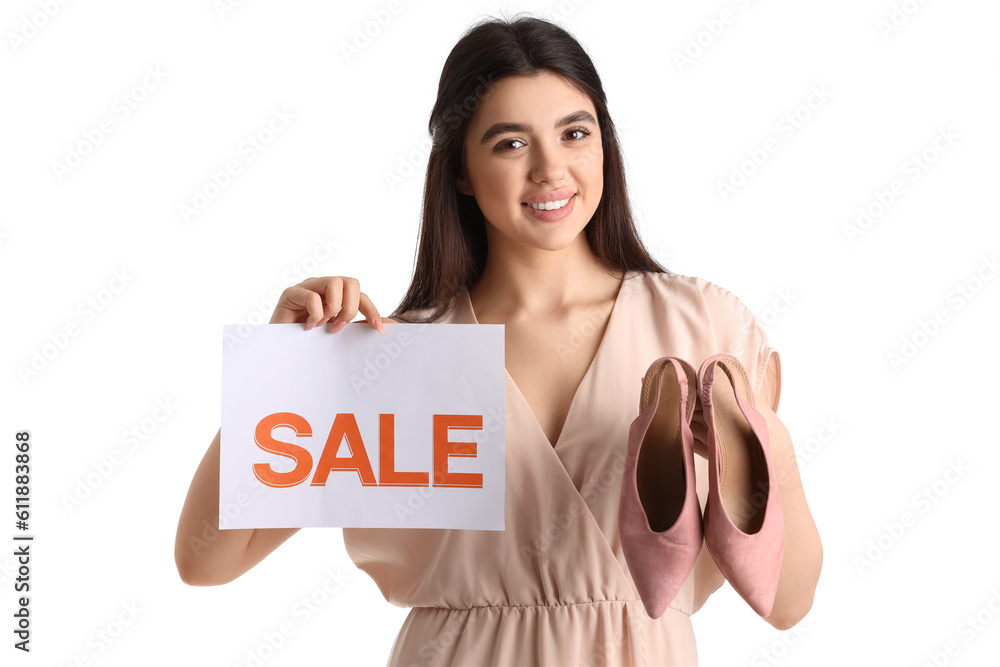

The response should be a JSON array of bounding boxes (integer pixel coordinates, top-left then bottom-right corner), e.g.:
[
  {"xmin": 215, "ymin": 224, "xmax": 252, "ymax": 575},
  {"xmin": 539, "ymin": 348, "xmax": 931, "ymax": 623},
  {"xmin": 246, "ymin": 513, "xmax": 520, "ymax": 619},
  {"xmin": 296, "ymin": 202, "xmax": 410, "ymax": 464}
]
[{"xmin": 618, "ymin": 354, "xmax": 784, "ymax": 620}]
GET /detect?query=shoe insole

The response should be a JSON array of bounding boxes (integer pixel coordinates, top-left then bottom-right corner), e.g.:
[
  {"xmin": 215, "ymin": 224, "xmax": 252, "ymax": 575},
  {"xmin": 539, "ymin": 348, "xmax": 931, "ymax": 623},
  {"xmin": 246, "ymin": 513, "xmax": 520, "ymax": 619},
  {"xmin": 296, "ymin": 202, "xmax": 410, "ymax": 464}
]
[
  {"xmin": 711, "ymin": 362, "xmax": 767, "ymax": 535},
  {"xmin": 637, "ymin": 363, "xmax": 686, "ymax": 532}
]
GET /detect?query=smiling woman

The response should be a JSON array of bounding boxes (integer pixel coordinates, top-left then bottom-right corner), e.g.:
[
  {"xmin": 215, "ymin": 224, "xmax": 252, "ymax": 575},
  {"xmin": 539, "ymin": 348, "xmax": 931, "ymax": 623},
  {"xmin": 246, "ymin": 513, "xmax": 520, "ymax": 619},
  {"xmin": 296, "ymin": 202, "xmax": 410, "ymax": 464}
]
[
  {"xmin": 386, "ymin": 14, "xmax": 663, "ymax": 325},
  {"xmin": 456, "ymin": 73, "xmax": 603, "ymax": 236},
  {"xmin": 174, "ymin": 10, "xmax": 821, "ymax": 666},
  {"xmin": 335, "ymin": 12, "xmax": 821, "ymax": 666},
  {"xmin": 329, "ymin": 10, "xmax": 816, "ymax": 666}
]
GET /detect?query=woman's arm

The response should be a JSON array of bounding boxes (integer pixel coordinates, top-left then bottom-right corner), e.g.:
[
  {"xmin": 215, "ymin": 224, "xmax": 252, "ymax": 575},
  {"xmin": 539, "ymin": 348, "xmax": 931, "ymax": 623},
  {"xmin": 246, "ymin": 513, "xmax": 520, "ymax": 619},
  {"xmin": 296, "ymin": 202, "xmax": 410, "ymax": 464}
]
[
  {"xmin": 691, "ymin": 356, "xmax": 823, "ymax": 626},
  {"xmin": 756, "ymin": 370, "xmax": 824, "ymax": 630},
  {"xmin": 174, "ymin": 312, "xmax": 399, "ymax": 585},
  {"xmin": 174, "ymin": 428, "xmax": 300, "ymax": 586}
]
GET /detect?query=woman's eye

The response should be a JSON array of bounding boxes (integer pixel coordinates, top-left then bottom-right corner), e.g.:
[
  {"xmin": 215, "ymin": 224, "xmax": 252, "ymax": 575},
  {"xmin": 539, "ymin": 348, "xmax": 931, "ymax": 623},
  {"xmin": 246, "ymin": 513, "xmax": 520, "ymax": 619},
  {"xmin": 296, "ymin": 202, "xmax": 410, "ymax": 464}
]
[
  {"xmin": 498, "ymin": 138, "xmax": 526, "ymax": 152},
  {"xmin": 495, "ymin": 128, "xmax": 591, "ymax": 152}
]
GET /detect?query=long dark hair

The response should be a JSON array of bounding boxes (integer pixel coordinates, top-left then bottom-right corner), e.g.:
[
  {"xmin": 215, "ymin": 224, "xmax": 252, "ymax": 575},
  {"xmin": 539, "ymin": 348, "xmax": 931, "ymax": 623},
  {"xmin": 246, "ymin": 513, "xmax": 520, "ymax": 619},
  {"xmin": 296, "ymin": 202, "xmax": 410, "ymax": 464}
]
[{"xmin": 389, "ymin": 12, "xmax": 669, "ymax": 323}]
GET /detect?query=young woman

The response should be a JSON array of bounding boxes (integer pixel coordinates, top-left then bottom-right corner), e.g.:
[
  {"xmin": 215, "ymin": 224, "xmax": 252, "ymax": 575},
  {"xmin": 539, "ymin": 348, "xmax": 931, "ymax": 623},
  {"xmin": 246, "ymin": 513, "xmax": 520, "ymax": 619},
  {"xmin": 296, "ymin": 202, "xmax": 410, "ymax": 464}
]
[{"xmin": 175, "ymin": 13, "xmax": 822, "ymax": 665}]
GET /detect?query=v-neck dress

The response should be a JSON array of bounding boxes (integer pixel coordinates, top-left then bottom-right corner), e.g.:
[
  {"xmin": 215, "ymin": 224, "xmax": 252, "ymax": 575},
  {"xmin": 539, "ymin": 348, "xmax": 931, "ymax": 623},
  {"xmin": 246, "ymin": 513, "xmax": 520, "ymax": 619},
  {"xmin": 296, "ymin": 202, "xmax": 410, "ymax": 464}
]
[{"xmin": 342, "ymin": 270, "xmax": 782, "ymax": 666}]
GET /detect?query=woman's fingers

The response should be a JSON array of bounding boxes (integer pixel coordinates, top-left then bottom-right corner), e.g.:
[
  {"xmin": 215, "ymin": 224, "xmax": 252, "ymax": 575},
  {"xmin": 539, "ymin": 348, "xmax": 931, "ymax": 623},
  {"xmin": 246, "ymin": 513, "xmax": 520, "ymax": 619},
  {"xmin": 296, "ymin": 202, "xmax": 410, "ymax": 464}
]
[
  {"xmin": 355, "ymin": 292, "xmax": 384, "ymax": 332},
  {"xmin": 319, "ymin": 277, "xmax": 346, "ymax": 321},
  {"xmin": 321, "ymin": 279, "xmax": 383, "ymax": 333},
  {"xmin": 300, "ymin": 289, "xmax": 327, "ymax": 329},
  {"xmin": 331, "ymin": 277, "xmax": 361, "ymax": 325},
  {"xmin": 269, "ymin": 276, "xmax": 389, "ymax": 333},
  {"xmin": 331, "ymin": 291, "xmax": 384, "ymax": 333},
  {"xmin": 270, "ymin": 286, "xmax": 324, "ymax": 325},
  {"xmin": 690, "ymin": 404, "xmax": 708, "ymax": 459},
  {"xmin": 360, "ymin": 315, "xmax": 397, "ymax": 325},
  {"xmin": 690, "ymin": 421, "xmax": 708, "ymax": 459}
]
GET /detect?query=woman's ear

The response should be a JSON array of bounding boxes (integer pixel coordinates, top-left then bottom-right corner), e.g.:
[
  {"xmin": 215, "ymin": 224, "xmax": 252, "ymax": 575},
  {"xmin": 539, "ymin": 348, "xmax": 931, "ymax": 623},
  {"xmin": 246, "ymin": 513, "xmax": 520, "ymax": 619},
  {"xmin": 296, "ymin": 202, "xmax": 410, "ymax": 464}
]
[{"xmin": 456, "ymin": 169, "xmax": 473, "ymax": 196}]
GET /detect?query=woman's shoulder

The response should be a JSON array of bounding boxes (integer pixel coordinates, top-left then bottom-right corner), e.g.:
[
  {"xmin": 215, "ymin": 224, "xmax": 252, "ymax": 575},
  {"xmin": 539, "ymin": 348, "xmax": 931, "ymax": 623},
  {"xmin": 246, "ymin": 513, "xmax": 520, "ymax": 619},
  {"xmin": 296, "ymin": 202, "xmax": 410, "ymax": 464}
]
[
  {"xmin": 633, "ymin": 269, "xmax": 778, "ymax": 407},
  {"xmin": 632, "ymin": 270, "xmax": 758, "ymax": 321}
]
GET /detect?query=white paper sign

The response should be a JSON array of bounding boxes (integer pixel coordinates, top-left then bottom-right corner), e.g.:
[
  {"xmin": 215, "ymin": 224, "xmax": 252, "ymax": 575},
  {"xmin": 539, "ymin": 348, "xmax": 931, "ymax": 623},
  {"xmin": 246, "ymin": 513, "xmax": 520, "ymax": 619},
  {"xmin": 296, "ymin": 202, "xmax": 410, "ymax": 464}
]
[{"xmin": 220, "ymin": 322, "xmax": 506, "ymax": 530}]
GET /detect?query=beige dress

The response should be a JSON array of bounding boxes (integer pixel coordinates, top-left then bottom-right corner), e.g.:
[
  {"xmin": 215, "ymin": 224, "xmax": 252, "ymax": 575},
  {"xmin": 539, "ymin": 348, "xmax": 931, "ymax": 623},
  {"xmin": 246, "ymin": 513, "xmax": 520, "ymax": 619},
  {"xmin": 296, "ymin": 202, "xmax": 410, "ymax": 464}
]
[{"xmin": 342, "ymin": 270, "xmax": 782, "ymax": 666}]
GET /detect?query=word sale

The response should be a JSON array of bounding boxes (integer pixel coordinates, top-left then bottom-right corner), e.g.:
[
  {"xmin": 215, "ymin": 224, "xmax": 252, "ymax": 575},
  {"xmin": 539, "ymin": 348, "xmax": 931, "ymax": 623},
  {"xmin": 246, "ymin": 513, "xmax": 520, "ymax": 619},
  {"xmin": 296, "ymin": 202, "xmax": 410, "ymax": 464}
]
[{"xmin": 252, "ymin": 412, "xmax": 486, "ymax": 489}]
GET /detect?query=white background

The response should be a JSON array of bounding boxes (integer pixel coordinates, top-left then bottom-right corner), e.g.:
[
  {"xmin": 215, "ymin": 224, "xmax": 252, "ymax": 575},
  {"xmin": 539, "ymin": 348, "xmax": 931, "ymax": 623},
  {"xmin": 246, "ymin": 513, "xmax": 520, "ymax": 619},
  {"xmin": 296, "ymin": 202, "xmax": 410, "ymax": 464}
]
[{"xmin": 2, "ymin": 0, "xmax": 998, "ymax": 665}]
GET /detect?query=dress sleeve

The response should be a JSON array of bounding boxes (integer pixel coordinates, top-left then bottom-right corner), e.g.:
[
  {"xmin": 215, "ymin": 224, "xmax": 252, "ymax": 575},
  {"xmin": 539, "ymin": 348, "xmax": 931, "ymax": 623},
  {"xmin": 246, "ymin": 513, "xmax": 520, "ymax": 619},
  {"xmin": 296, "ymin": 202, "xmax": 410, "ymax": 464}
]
[{"xmin": 702, "ymin": 280, "xmax": 782, "ymax": 414}]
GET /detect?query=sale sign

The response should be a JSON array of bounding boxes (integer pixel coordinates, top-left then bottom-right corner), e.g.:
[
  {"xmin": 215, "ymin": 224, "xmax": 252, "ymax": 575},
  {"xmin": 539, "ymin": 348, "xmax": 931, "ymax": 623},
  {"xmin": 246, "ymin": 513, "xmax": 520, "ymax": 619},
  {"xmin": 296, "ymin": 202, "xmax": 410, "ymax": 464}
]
[{"xmin": 219, "ymin": 322, "xmax": 506, "ymax": 530}]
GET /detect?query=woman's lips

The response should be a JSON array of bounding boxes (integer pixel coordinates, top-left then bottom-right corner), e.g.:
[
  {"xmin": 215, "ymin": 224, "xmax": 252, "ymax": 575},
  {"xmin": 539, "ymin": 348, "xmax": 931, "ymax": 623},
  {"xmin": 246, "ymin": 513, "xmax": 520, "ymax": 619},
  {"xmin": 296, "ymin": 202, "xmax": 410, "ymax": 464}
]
[{"xmin": 522, "ymin": 193, "xmax": 576, "ymax": 222}]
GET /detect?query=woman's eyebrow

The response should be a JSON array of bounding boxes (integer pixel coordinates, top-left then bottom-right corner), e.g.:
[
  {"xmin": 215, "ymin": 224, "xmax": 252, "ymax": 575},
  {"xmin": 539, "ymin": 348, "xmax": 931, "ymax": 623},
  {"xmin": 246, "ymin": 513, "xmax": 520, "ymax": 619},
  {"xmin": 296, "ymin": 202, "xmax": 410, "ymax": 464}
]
[{"xmin": 479, "ymin": 109, "xmax": 597, "ymax": 145}]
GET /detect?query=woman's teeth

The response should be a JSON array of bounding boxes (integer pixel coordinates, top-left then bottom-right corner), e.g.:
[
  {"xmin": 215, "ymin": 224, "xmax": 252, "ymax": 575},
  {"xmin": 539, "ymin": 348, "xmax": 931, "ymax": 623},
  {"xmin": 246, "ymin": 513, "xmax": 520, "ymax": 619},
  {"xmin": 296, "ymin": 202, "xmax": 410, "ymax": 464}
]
[{"xmin": 526, "ymin": 197, "xmax": 572, "ymax": 211}]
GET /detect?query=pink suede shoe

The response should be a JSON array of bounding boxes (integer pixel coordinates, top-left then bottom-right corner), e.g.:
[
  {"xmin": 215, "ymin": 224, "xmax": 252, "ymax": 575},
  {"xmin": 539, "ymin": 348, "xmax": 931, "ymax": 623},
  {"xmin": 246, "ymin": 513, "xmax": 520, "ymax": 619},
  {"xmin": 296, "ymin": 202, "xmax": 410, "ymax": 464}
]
[
  {"xmin": 698, "ymin": 354, "xmax": 783, "ymax": 617},
  {"xmin": 619, "ymin": 357, "xmax": 703, "ymax": 619}
]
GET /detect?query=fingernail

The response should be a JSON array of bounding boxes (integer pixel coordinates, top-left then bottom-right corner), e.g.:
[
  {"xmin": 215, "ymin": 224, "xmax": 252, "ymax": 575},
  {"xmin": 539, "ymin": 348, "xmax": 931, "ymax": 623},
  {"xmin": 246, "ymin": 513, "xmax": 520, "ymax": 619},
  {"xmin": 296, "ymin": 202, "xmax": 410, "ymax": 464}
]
[
  {"xmin": 374, "ymin": 317, "xmax": 384, "ymax": 334},
  {"xmin": 332, "ymin": 320, "xmax": 347, "ymax": 333}
]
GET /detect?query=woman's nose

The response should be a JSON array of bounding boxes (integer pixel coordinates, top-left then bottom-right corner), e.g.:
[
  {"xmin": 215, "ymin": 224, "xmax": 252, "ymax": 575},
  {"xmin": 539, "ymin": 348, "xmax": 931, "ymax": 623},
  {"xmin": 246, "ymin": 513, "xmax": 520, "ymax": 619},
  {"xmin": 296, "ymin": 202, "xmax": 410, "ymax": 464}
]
[{"xmin": 529, "ymin": 141, "xmax": 570, "ymax": 183}]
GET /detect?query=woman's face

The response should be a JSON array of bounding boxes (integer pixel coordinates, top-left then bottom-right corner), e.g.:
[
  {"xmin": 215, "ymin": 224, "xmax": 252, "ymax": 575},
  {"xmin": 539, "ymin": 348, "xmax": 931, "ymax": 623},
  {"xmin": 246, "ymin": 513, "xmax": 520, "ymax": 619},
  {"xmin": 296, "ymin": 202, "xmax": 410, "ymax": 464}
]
[{"xmin": 457, "ymin": 71, "xmax": 604, "ymax": 253}]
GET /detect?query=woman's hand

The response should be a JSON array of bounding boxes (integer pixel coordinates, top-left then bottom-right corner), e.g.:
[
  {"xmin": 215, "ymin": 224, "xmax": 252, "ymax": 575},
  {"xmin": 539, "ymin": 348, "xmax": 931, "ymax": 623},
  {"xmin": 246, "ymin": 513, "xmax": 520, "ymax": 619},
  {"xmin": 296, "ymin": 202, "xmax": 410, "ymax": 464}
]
[
  {"xmin": 269, "ymin": 276, "xmax": 398, "ymax": 332},
  {"xmin": 174, "ymin": 276, "xmax": 401, "ymax": 586}
]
